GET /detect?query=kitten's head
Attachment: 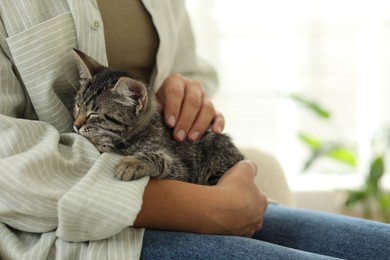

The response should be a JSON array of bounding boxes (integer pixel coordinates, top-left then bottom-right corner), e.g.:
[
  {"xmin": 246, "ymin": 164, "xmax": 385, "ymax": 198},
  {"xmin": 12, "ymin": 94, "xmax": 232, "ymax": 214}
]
[{"xmin": 72, "ymin": 49, "xmax": 156, "ymax": 153}]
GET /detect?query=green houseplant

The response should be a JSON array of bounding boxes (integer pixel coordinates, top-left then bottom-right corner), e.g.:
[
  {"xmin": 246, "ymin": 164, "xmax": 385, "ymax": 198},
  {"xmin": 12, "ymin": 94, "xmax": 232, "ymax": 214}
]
[{"xmin": 286, "ymin": 93, "xmax": 390, "ymax": 223}]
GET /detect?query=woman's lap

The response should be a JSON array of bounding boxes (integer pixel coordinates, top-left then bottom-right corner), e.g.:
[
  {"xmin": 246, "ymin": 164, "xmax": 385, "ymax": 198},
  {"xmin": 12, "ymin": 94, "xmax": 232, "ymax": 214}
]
[
  {"xmin": 141, "ymin": 229, "xmax": 336, "ymax": 260},
  {"xmin": 255, "ymin": 204, "xmax": 390, "ymax": 259},
  {"xmin": 141, "ymin": 204, "xmax": 390, "ymax": 259}
]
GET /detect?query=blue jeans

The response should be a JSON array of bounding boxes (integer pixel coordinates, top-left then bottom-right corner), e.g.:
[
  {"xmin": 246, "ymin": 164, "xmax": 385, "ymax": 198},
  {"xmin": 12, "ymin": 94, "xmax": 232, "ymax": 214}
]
[{"xmin": 141, "ymin": 204, "xmax": 390, "ymax": 259}]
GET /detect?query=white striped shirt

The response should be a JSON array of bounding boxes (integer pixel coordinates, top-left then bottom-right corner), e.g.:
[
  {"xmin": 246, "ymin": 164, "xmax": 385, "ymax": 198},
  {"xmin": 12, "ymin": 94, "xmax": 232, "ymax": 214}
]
[{"xmin": 0, "ymin": 0, "xmax": 218, "ymax": 259}]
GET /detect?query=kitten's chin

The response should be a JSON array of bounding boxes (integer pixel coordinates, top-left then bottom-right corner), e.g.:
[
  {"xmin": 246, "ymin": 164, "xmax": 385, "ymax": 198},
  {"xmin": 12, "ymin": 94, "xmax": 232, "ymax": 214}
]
[
  {"xmin": 93, "ymin": 139, "xmax": 116, "ymax": 153},
  {"xmin": 96, "ymin": 144, "xmax": 115, "ymax": 153},
  {"xmin": 80, "ymin": 134, "xmax": 115, "ymax": 153}
]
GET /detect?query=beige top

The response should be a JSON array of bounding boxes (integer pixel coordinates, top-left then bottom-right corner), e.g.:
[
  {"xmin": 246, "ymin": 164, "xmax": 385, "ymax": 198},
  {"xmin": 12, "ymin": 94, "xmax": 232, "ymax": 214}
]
[{"xmin": 97, "ymin": 0, "xmax": 159, "ymax": 83}]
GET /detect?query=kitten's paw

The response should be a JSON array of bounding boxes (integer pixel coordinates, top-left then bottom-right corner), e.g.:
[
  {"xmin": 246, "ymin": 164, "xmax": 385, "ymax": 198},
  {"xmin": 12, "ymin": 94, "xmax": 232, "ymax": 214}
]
[{"xmin": 115, "ymin": 156, "xmax": 151, "ymax": 181}]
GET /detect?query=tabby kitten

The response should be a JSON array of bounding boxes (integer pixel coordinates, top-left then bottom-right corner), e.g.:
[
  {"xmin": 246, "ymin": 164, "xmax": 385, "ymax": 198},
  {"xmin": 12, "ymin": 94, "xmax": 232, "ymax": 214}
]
[{"xmin": 72, "ymin": 49, "xmax": 244, "ymax": 185}]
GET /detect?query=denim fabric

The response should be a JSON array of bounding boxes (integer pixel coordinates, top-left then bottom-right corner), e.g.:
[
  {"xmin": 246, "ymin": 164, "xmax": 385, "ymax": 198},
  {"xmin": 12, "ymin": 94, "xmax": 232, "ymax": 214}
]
[
  {"xmin": 141, "ymin": 204, "xmax": 390, "ymax": 259},
  {"xmin": 255, "ymin": 204, "xmax": 390, "ymax": 259}
]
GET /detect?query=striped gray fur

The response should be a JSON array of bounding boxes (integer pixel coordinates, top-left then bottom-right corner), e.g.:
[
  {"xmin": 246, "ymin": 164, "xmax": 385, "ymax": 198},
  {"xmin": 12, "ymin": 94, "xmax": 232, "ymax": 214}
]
[{"xmin": 73, "ymin": 49, "xmax": 244, "ymax": 185}]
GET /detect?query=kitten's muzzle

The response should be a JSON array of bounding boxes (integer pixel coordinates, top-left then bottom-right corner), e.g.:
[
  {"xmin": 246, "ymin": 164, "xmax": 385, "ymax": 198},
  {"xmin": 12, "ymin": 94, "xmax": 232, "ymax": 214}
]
[
  {"xmin": 73, "ymin": 116, "xmax": 86, "ymax": 133},
  {"xmin": 73, "ymin": 124, "xmax": 81, "ymax": 133}
]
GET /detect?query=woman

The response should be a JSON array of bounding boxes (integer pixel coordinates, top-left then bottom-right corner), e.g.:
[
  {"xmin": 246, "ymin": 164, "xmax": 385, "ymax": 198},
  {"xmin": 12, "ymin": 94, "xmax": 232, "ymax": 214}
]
[{"xmin": 0, "ymin": 1, "xmax": 389, "ymax": 259}]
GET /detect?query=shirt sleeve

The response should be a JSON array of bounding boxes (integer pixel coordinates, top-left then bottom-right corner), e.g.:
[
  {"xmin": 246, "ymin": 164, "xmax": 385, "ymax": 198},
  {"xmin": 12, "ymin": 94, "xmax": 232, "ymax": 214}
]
[
  {"xmin": 171, "ymin": 2, "xmax": 219, "ymax": 96},
  {"xmin": 145, "ymin": 0, "xmax": 219, "ymax": 96},
  {"xmin": 0, "ymin": 22, "xmax": 27, "ymax": 118},
  {"xmin": 0, "ymin": 21, "xmax": 149, "ymax": 242}
]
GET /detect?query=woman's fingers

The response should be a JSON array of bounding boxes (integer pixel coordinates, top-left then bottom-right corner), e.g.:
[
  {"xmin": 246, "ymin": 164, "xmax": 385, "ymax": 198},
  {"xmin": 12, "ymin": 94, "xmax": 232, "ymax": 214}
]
[
  {"xmin": 156, "ymin": 74, "xmax": 224, "ymax": 142},
  {"xmin": 174, "ymin": 79, "xmax": 203, "ymax": 141}
]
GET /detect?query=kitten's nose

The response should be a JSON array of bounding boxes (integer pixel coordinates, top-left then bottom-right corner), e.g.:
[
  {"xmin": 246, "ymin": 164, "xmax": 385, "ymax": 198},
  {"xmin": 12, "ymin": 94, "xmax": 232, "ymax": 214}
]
[
  {"xmin": 73, "ymin": 124, "xmax": 81, "ymax": 133},
  {"xmin": 73, "ymin": 116, "xmax": 85, "ymax": 133}
]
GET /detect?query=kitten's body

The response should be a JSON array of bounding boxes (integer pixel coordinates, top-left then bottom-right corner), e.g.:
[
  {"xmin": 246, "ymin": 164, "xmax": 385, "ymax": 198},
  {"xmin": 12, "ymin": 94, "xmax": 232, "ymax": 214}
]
[{"xmin": 73, "ymin": 49, "xmax": 244, "ymax": 185}]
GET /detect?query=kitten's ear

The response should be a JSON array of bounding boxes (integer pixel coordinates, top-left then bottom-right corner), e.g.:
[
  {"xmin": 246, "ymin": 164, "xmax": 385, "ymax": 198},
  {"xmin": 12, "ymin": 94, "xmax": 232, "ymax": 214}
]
[
  {"xmin": 112, "ymin": 77, "xmax": 149, "ymax": 116},
  {"xmin": 72, "ymin": 49, "xmax": 103, "ymax": 79}
]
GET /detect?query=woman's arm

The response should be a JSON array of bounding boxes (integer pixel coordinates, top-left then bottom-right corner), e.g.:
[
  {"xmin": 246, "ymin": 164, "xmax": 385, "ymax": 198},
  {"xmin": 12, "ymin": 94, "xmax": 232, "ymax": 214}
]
[{"xmin": 135, "ymin": 161, "xmax": 268, "ymax": 237}]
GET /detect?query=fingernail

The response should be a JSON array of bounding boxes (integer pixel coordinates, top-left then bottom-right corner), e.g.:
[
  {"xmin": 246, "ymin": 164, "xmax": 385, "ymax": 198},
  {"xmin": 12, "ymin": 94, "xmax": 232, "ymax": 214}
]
[
  {"xmin": 215, "ymin": 127, "xmax": 222, "ymax": 134},
  {"xmin": 167, "ymin": 115, "xmax": 176, "ymax": 127},
  {"xmin": 190, "ymin": 131, "xmax": 199, "ymax": 141},
  {"xmin": 246, "ymin": 161, "xmax": 257, "ymax": 175},
  {"xmin": 177, "ymin": 130, "xmax": 185, "ymax": 141}
]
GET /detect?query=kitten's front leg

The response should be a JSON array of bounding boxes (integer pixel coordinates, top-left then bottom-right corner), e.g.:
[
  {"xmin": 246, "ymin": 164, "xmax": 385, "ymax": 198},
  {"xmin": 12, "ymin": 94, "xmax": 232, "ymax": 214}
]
[
  {"xmin": 115, "ymin": 151, "xmax": 186, "ymax": 181},
  {"xmin": 115, "ymin": 155, "xmax": 149, "ymax": 181}
]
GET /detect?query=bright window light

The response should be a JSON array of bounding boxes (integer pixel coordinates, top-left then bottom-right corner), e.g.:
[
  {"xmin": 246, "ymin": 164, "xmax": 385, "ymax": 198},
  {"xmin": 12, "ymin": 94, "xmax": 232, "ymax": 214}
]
[{"xmin": 186, "ymin": 0, "xmax": 390, "ymax": 190}]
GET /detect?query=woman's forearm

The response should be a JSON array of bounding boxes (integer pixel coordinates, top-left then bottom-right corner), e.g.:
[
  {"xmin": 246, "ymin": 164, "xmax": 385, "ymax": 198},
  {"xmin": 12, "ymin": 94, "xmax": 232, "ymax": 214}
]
[
  {"xmin": 134, "ymin": 161, "xmax": 268, "ymax": 237},
  {"xmin": 133, "ymin": 178, "xmax": 217, "ymax": 233}
]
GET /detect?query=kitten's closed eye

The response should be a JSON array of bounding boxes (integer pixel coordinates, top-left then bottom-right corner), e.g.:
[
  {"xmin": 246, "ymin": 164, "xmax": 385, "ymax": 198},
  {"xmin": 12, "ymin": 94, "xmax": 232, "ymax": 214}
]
[
  {"xmin": 104, "ymin": 114, "xmax": 124, "ymax": 125},
  {"xmin": 86, "ymin": 112, "xmax": 98, "ymax": 120}
]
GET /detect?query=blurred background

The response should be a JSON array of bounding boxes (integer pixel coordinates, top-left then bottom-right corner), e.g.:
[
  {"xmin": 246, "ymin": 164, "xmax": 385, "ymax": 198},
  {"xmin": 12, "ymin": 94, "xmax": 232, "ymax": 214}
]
[{"xmin": 186, "ymin": 0, "xmax": 390, "ymax": 221}]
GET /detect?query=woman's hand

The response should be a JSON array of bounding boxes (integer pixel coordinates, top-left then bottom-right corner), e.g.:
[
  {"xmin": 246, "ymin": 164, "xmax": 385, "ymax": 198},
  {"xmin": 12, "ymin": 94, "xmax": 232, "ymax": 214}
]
[
  {"xmin": 156, "ymin": 74, "xmax": 224, "ymax": 142},
  {"xmin": 206, "ymin": 161, "xmax": 268, "ymax": 237},
  {"xmin": 134, "ymin": 160, "xmax": 268, "ymax": 238}
]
